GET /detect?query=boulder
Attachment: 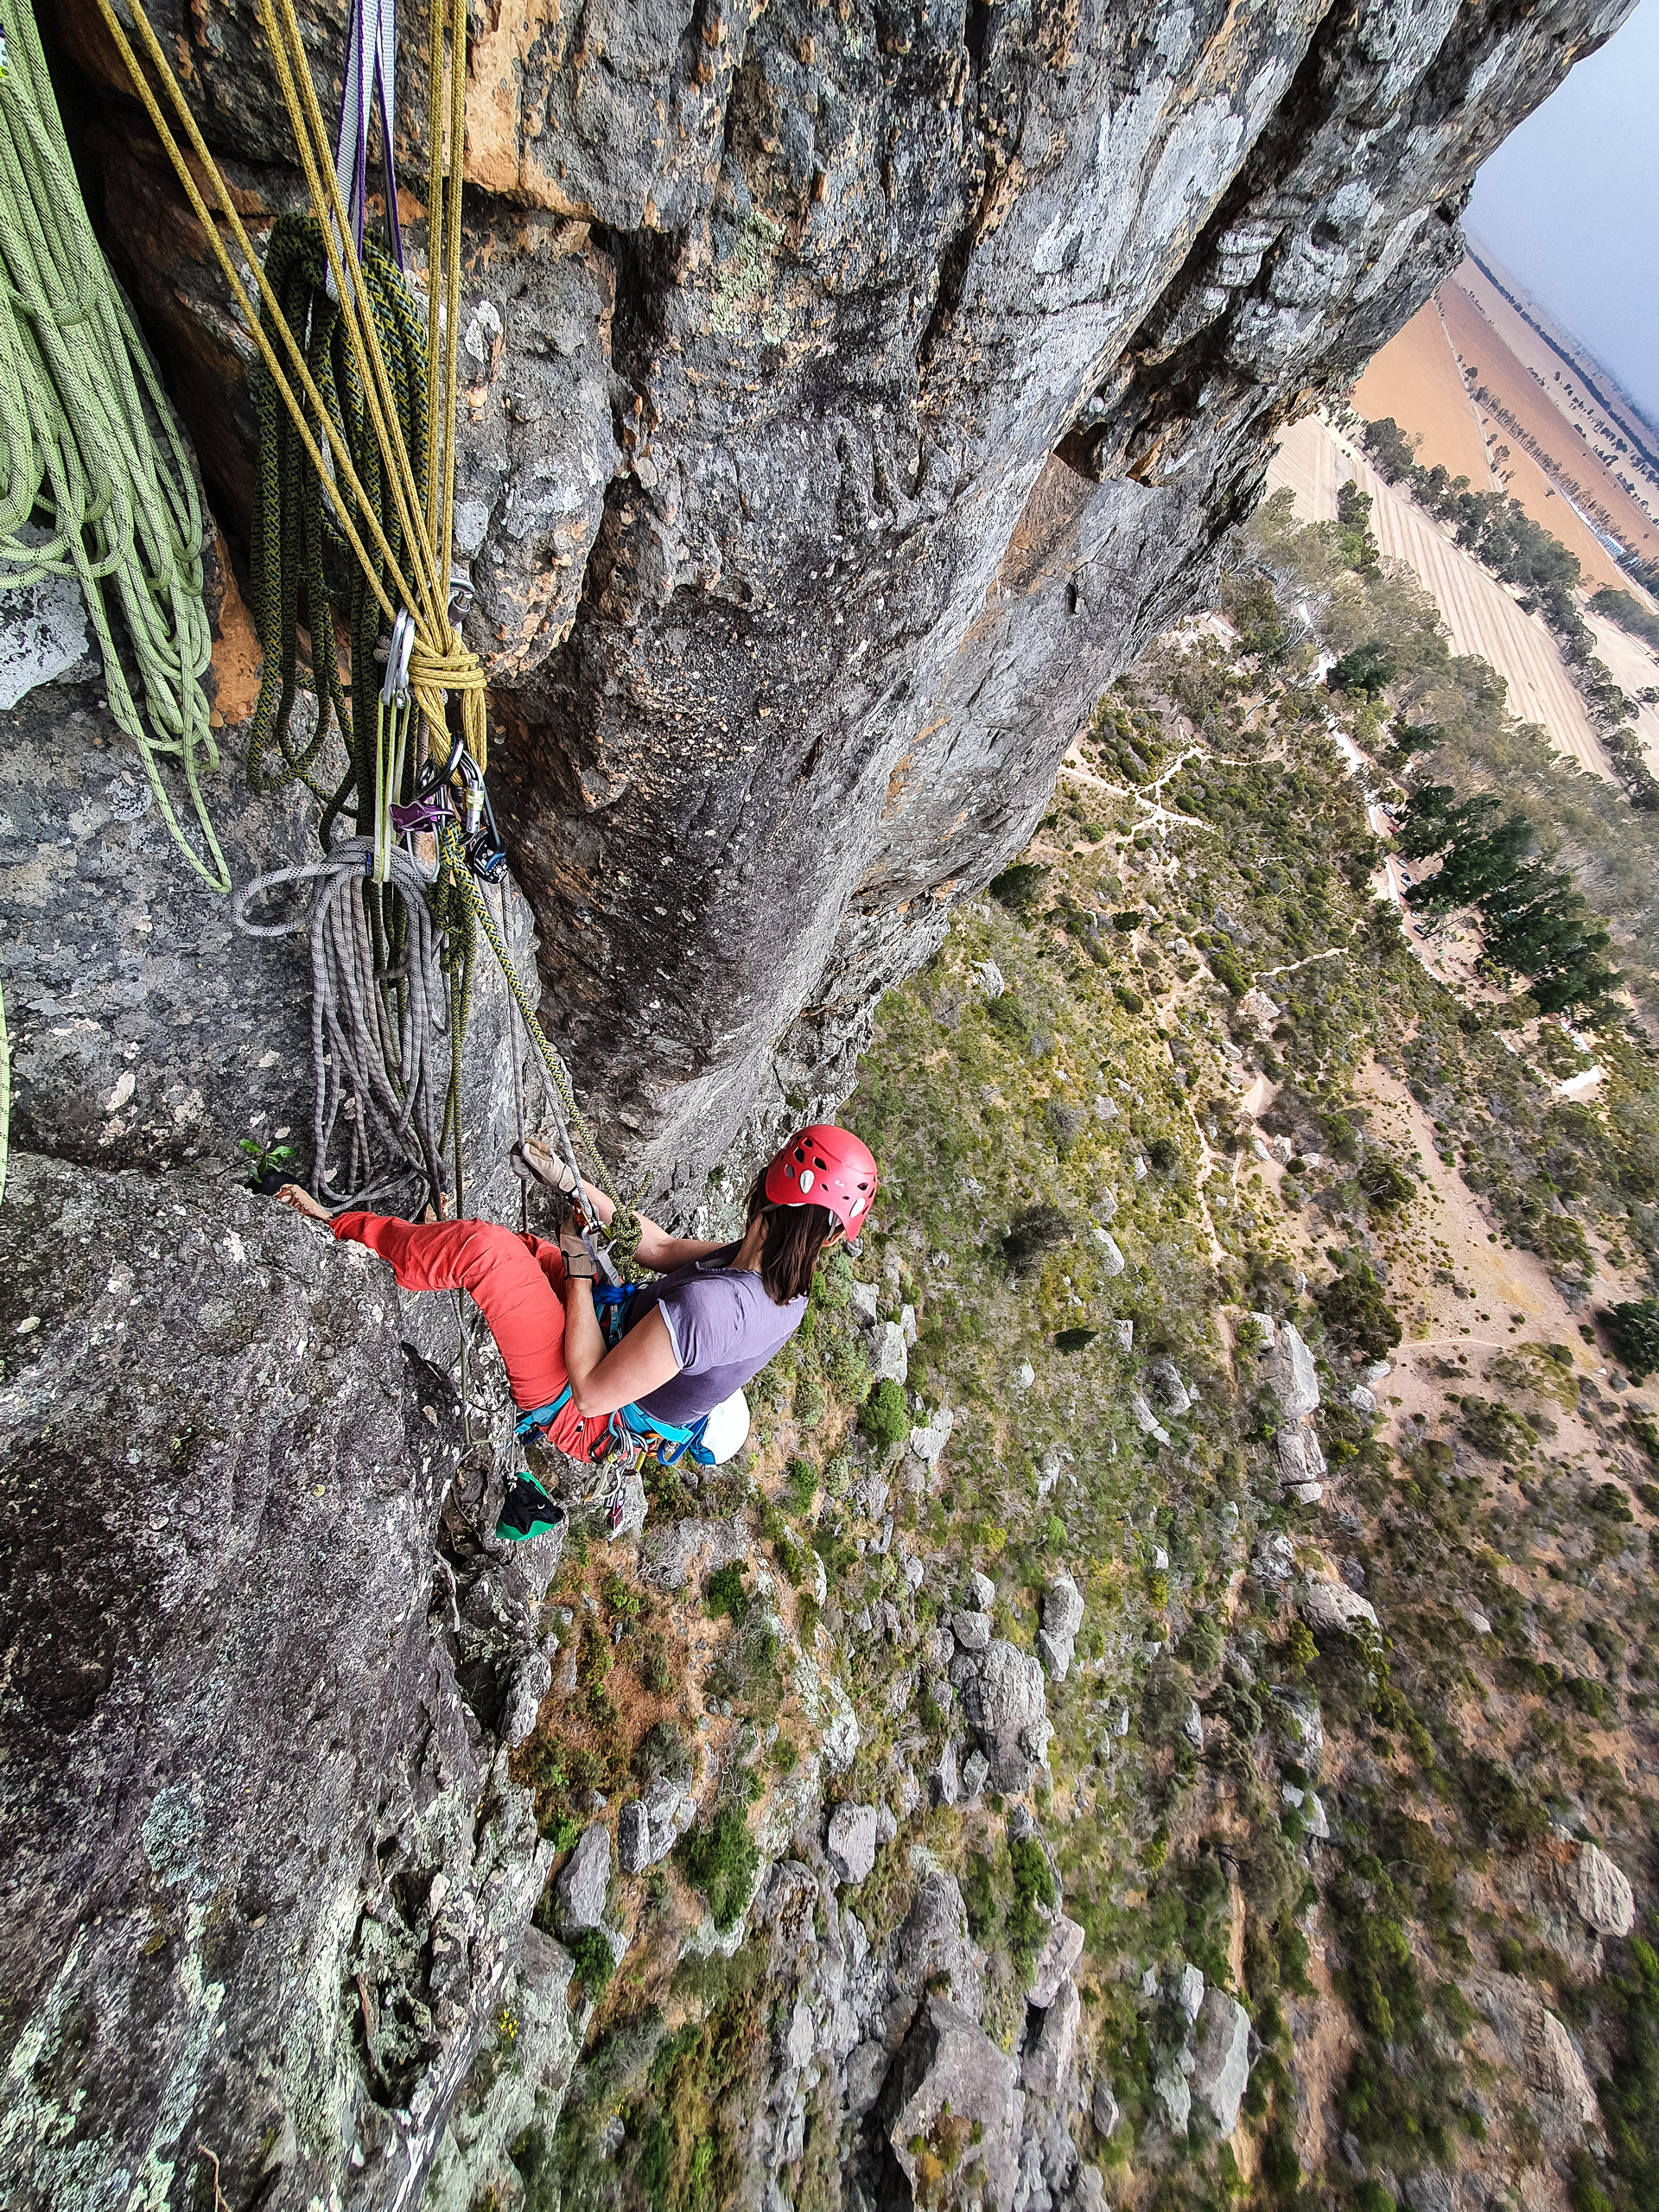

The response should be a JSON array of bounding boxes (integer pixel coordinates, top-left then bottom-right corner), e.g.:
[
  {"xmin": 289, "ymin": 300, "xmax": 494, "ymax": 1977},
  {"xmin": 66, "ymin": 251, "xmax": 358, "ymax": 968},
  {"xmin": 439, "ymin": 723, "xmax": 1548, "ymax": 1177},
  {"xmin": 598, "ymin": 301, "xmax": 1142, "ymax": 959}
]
[
  {"xmin": 930, "ymin": 1736, "xmax": 961, "ymax": 1809},
  {"xmin": 1249, "ymin": 1312, "xmax": 1278, "ymax": 1349},
  {"xmin": 827, "ymin": 1802, "xmax": 880, "ymax": 1885},
  {"xmin": 1150, "ymin": 1359, "xmax": 1192, "ymax": 1416},
  {"xmin": 910, "ymin": 1404, "xmax": 955, "ymax": 1465},
  {"xmin": 641, "ymin": 1774, "xmax": 688, "ymax": 1866},
  {"xmin": 555, "ymin": 1824, "xmax": 612, "ymax": 1934},
  {"xmin": 1042, "ymin": 1573, "xmax": 1085, "ymax": 1643},
  {"xmin": 960, "ymin": 1748, "xmax": 991, "ymax": 1802},
  {"xmin": 1021, "ymin": 1974, "xmax": 1080, "ymax": 2099},
  {"xmin": 1300, "ymin": 1581, "xmax": 1379, "ymax": 1636},
  {"xmin": 953, "ymin": 1608, "xmax": 994, "ymax": 1653},
  {"xmin": 1567, "ymin": 1841, "xmax": 1636, "ymax": 1937},
  {"xmin": 1176, "ymin": 1962, "xmax": 1205, "ymax": 2024},
  {"xmin": 1350, "ymin": 1384, "xmax": 1377, "ymax": 1415},
  {"xmin": 1304, "ymin": 1791, "xmax": 1330, "ymax": 1842},
  {"xmin": 1037, "ymin": 1630, "xmax": 1072, "ymax": 1681},
  {"xmin": 1154, "ymin": 2061, "xmax": 1192, "ymax": 2133},
  {"xmin": 1276, "ymin": 1422, "xmax": 1326, "ymax": 1486},
  {"xmin": 1028, "ymin": 1916, "xmax": 1085, "ymax": 2007},
  {"xmin": 1190, "ymin": 1989, "xmax": 1251, "ymax": 2133},
  {"xmin": 1526, "ymin": 2009, "xmax": 1599, "ymax": 2127},
  {"xmin": 962, "ymin": 1640, "xmax": 1052, "ymax": 1793},
  {"xmin": 1091, "ymin": 2074, "xmax": 1121, "ymax": 2138},
  {"xmin": 890, "ymin": 1998, "xmax": 1025, "ymax": 2209},
  {"xmin": 617, "ymin": 1801, "xmax": 651, "ymax": 1876},
  {"xmin": 872, "ymin": 1321, "xmax": 909, "ymax": 1387},
  {"xmin": 1093, "ymin": 1230, "xmax": 1127, "ymax": 1277},
  {"xmin": 897, "ymin": 1872, "xmax": 985, "ymax": 2022},
  {"xmin": 968, "ymin": 1570, "xmax": 997, "ymax": 1611},
  {"xmin": 1287, "ymin": 1480, "xmax": 1325, "ymax": 1505},
  {"xmin": 1131, "ymin": 1394, "xmax": 1172, "ymax": 1446},
  {"xmin": 849, "ymin": 1280, "xmax": 881, "ymax": 1328},
  {"xmin": 1267, "ymin": 1325, "xmax": 1320, "ymax": 1420}
]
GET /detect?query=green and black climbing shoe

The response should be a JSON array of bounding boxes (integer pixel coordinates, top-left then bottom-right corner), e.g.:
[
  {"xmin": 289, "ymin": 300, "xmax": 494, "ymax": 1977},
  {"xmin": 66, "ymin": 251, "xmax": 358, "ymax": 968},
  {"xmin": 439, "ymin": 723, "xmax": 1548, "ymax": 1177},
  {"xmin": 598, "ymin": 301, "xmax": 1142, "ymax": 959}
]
[{"xmin": 495, "ymin": 1471, "xmax": 567, "ymax": 1544}]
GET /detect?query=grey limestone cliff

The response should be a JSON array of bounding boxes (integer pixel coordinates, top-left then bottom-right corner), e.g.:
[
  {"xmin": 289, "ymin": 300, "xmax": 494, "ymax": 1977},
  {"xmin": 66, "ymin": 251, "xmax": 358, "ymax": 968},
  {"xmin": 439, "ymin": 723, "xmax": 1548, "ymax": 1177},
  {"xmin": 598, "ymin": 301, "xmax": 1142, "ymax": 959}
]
[
  {"xmin": 0, "ymin": 0, "xmax": 1639, "ymax": 2202},
  {"xmin": 50, "ymin": 0, "xmax": 1637, "ymax": 1198}
]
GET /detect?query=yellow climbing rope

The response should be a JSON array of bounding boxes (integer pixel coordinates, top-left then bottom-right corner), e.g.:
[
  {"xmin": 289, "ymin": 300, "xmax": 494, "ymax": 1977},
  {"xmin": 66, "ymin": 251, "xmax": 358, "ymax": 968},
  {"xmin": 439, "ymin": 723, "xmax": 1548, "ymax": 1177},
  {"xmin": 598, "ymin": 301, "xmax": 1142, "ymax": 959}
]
[
  {"xmin": 91, "ymin": 0, "xmax": 486, "ymax": 782},
  {"xmin": 95, "ymin": 0, "xmax": 639, "ymax": 1240}
]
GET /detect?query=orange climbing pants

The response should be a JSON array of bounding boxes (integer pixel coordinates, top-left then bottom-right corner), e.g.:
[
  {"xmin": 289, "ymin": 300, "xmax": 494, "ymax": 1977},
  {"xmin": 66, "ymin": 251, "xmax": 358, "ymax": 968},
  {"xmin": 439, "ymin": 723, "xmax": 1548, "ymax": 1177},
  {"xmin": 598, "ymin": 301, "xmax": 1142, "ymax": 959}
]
[{"xmin": 332, "ymin": 1212, "xmax": 614, "ymax": 1459}]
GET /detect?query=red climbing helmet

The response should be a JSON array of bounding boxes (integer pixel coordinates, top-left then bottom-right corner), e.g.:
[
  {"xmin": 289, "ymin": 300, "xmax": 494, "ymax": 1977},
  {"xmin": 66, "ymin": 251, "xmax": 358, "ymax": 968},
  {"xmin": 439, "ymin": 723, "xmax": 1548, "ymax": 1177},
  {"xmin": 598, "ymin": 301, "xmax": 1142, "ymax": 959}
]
[{"xmin": 764, "ymin": 1124, "xmax": 880, "ymax": 1236}]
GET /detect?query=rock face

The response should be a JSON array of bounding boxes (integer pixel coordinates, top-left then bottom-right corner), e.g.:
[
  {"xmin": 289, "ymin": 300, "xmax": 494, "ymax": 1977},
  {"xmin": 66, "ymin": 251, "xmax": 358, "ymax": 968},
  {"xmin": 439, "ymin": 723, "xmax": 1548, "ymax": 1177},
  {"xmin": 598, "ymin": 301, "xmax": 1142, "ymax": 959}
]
[
  {"xmin": 959, "ymin": 1638, "xmax": 1052, "ymax": 1793},
  {"xmin": 1567, "ymin": 1841, "xmax": 1637, "ymax": 1937},
  {"xmin": 1190, "ymin": 1990, "xmax": 1252, "ymax": 2134},
  {"xmin": 1029, "ymin": 1916, "xmax": 1085, "ymax": 2008},
  {"xmin": 1267, "ymin": 1325, "xmax": 1320, "ymax": 1421},
  {"xmin": 553, "ymin": 1824, "xmax": 613, "ymax": 1934},
  {"xmin": 48, "ymin": 0, "xmax": 1628, "ymax": 1196},
  {"xmin": 1300, "ymin": 1580, "xmax": 1381, "ymax": 1636},
  {"xmin": 888, "ymin": 1998, "xmax": 1025, "ymax": 2209},
  {"xmin": 827, "ymin": 1802, "xmax": 880, "ymax": 1886},
  {"xmin": 0, "ymin": 1154, "xmax": 550, "ymax": 2209}
]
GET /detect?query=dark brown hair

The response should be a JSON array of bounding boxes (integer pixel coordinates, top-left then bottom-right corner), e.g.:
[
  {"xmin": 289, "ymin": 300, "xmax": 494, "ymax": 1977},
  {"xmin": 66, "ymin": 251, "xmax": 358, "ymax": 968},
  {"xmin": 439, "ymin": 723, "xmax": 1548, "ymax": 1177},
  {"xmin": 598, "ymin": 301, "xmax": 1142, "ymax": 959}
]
[{"xmin": 745, "ymin": 1172, "xmax": 838, "ymax": 1305}]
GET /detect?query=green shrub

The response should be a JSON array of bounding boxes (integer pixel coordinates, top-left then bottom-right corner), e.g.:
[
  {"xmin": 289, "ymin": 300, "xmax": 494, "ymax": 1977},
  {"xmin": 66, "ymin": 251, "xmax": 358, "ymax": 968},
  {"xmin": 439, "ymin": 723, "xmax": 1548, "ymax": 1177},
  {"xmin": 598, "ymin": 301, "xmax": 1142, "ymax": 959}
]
[
  {"xmin": 705, "ymin": 1563, "xmax": 748, "ymax": 1624},
  {"xmin": 988, "ymin": 861, "xmax": 1051, "ymax": 914},
  {"xmin": 1178, "ymin": 1615, "xmax": 1224, "ymax": 1673},
  {"xmin": 677, "ymin": 1804, "xmax": 760, "ymax": 1933},
  {"xmin": 1002, "ymin": 1202, "xmax": 1073, "ymax": 1275},
  {"xmin": 1007, "ymin": 1834, "xmax": 1057, "ymax": 1973},
  {"xmin": 638, "ymin": 1631, "xmax": 675, "ymax": 1698},
  {"xmin": 861, "ymin": 1377, "xmax": 909, "ymax": 1451},
  {"xmin": 1607, "ymin": 1299, "xmax": 1659, "ymax": 1380},
  {"xmin": 812, "ymin": 1245, "xmax": 854, "ymax": 1311},
  {"xmin": 1315, "ymin": 1267, "xmax": 1402, "ymax": 1361},
  {"xmin": 1054, "ymin": 1325, "xmax": 1097, "ymax": 1353},
  {"xmin": 795, "ymin": 1376, "xmax": 827, "ymax": 1429},
  {"xmin": 823, "ymin": 1326, "xmax": 871, "ymax": 1402},
  {"xmin": 565, "ymin": 1926, "xmax": 615, "ymax": 2003},
  {"xmin": 1114, "ymin": 983, "xmax": 1145, "ymax": 1014},
  {"xmin": 1359, "ymin": 1154, "xmax": 1414, "ymax": 1212}
]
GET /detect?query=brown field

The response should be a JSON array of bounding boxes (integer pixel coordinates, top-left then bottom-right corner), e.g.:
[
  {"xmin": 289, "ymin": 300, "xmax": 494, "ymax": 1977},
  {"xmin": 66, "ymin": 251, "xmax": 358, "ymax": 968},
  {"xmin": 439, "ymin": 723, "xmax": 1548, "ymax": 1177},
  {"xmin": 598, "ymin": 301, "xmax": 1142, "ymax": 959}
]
[
  {"xmin": 1352, "ymin": 299, "xmax": 1492, "ymax": 486},
  {"xmin": 1268, "ymin": 414, "xmax": 1611, "ymax": 778},
  {"xmin": 1445, "ymin": 266, "xmax": 1659, "ymax": 578}
]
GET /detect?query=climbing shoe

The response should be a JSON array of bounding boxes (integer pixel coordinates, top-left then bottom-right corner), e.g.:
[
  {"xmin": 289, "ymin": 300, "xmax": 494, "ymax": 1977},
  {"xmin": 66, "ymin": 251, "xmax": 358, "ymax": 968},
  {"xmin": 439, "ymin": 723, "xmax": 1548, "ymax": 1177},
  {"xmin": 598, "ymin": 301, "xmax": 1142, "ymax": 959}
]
[{"xmin": 494, "ymin": 1471, "xmax": 567, "ymax": 1545}]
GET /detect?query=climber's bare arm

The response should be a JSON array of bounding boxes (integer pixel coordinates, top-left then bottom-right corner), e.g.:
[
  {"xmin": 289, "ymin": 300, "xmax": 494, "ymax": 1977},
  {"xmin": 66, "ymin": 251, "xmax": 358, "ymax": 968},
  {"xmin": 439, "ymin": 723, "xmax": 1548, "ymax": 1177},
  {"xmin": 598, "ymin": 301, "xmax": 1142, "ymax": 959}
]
[{"xmin": 561, "ymin": 1277, "xmax": 681, "ymax": 1415}]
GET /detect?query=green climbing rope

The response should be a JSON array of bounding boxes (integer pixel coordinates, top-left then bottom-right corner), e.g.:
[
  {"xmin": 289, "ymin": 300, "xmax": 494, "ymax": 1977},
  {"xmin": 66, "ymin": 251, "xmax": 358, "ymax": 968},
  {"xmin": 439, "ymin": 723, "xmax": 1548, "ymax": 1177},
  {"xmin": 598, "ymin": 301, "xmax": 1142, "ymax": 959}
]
[{"xmin": 0, "ymin": 0, "xmax": 226, "ymax": 890}]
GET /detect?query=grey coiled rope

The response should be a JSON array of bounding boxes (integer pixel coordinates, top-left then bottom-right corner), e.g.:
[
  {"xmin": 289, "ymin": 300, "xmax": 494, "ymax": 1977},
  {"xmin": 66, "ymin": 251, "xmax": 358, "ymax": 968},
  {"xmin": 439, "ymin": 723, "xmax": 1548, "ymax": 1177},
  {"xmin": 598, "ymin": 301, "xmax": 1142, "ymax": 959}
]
[{"xmin": 231, "ymin": 840, "xmax": 446, "ymax": 1207}]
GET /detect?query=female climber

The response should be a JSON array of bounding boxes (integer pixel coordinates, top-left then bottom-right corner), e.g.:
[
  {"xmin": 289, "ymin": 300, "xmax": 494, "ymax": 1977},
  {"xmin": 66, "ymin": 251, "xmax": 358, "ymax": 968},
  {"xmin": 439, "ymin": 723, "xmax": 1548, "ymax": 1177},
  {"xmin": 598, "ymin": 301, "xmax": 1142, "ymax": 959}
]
[{"xmin": 277, "ymin": 1122, "xmax": 878, "ymax": 1540}]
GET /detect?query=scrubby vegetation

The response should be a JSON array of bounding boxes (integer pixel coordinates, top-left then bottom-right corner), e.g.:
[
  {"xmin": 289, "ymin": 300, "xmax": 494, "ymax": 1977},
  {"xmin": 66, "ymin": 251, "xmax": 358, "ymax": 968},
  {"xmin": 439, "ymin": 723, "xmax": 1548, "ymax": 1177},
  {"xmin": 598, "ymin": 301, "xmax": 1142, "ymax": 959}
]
[{"xmin": 505, "ymin": 458, "xmax": 1659, "ymax": 2212}]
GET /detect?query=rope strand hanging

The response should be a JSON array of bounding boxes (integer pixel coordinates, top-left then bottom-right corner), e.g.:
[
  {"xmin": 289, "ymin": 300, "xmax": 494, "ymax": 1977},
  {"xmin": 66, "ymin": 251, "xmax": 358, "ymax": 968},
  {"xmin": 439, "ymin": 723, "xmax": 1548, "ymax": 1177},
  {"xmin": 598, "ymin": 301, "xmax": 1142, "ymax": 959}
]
[
  {"xmin": 95, "ymin": 0, "xmax": 637, "ymax": 1245},
  {"xmin": 0, "ymin": 0, "xmax": 226, "ymax": 889}
]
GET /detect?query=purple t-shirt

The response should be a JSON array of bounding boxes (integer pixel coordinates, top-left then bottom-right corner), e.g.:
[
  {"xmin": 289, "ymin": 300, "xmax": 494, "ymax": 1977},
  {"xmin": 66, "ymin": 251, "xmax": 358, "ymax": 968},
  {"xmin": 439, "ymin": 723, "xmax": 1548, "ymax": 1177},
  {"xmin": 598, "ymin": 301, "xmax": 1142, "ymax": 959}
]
[{"xmin": 625, "ymin": 1249, "xmax": 806, "ymax": 1427}]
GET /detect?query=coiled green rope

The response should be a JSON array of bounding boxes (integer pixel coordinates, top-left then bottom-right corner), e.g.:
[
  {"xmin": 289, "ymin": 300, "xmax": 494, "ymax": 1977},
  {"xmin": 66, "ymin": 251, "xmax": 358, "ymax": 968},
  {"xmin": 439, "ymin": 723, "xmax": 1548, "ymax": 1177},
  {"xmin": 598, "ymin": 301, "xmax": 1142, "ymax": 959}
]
[{"xmin": 0, "ymin": 0, "xmax": 226, "ymax": 890}]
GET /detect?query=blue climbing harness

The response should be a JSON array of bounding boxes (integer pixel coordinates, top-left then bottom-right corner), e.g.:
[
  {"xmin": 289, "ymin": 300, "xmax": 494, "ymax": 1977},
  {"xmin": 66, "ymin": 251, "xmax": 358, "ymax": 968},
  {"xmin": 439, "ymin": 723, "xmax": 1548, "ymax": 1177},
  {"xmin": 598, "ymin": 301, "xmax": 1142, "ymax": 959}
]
[{"xmin": 512, "ymin": 1282, "xmax": 716, "ymax": 1467}]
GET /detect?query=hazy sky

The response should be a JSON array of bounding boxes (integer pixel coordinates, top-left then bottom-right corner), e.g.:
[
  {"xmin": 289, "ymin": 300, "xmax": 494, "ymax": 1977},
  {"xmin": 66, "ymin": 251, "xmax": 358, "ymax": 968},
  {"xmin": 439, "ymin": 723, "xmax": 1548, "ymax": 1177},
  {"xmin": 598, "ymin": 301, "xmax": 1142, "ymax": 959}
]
[{"xmin": 1466, "ymin": 0, "xmax": 1659, "ymax": 424}]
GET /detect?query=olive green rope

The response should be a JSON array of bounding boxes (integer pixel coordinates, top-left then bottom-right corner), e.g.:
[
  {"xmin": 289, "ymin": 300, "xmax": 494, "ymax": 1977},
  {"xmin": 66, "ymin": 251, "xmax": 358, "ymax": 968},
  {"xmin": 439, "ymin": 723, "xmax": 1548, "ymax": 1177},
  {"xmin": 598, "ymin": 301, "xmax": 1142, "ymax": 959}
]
[
  {"xmin": 0, "ymin": 0, "xmax": 225, "ymax": 889},
  {"xmin": 436, "ymin": 819, "xmax": 643, "ymax": 1274}
]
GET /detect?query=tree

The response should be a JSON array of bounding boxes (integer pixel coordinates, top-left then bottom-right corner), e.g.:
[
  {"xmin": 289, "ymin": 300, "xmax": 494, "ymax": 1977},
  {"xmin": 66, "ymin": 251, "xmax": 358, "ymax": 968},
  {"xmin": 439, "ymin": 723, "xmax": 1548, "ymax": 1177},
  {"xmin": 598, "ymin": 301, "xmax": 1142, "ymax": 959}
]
[
  {"xmin": 1359, "ymin": 416, "xmax": 1419, "ymax": 483},
  {"xmin": 1336, "ymin": 480, "xmax": 1380, "ymax": 573},
  {"xmin": 1605, "ymin": 1300, "xmax": 1659, "ymax": 1382},
  {"xmin": 1315, "ymin": 1267, "xmax": 1402, "ymax": 1360},
  {"xmin": 1327, "ymin": 639, "xmax": 1395, "ymax": 698}
]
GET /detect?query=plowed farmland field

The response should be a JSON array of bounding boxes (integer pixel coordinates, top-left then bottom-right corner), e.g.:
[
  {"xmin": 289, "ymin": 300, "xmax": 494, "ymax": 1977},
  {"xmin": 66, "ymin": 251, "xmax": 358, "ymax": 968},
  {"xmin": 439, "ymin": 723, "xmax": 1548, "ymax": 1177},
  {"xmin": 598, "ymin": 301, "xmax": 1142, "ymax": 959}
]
[{"xmin": 1268, "ymin": 415, "xmax": 1611, "ymax": 779}]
